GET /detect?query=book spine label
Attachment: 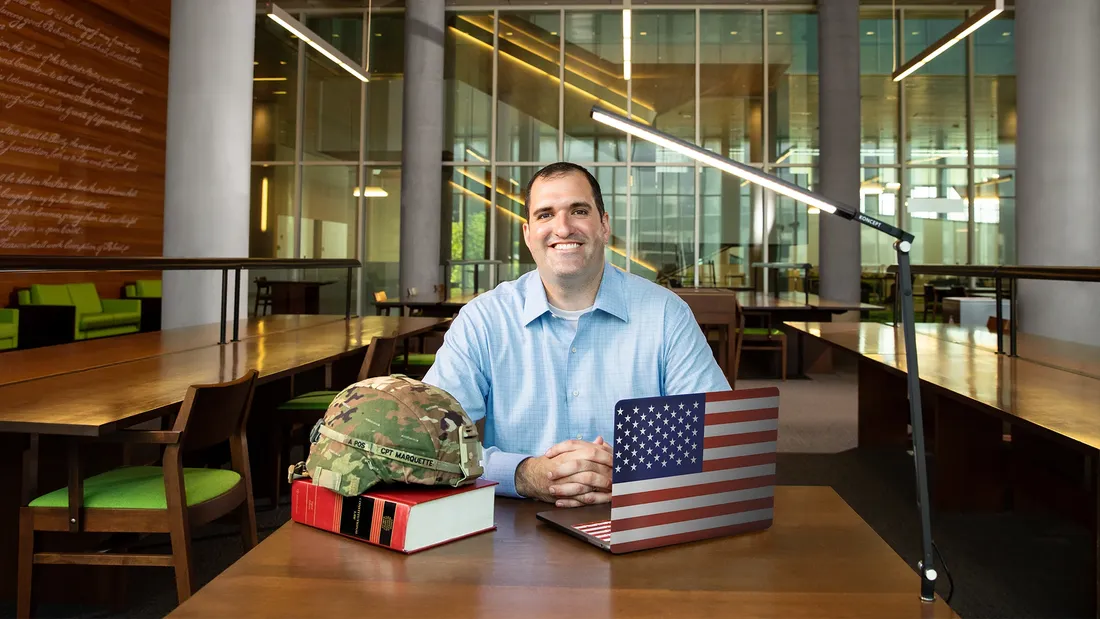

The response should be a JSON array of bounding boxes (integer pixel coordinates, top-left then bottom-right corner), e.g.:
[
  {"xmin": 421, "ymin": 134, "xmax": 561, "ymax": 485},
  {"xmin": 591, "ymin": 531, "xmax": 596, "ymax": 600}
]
[{"xmin": 342, "ymin": 496, "xmax": 401, "ymax": 547}]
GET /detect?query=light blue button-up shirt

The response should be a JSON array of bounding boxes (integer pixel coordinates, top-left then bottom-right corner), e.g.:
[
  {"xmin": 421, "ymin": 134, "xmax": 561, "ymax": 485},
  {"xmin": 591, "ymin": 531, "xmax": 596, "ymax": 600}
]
[{"xmin": 423, "ymin": 262, "xmax": 731, "ymax": 498}]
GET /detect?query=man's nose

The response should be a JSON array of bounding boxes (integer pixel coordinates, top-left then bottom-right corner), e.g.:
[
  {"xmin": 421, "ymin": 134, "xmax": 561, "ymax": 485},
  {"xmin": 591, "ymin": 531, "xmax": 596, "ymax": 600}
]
[{"xmin": 552, "ymin": 213, "xmax": 576, "ymax": 239}]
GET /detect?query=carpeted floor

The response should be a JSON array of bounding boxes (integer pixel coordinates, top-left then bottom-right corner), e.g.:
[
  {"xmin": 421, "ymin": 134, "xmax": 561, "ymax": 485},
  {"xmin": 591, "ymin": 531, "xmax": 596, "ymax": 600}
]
[{"xmin": 3, "ymin": 373, "xmax": 1094, "ymax": 619}]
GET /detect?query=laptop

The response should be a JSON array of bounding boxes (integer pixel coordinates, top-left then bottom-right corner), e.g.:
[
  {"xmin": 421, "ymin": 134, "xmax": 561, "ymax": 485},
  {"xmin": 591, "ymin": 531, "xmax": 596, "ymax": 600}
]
[{"xmin": 537, "ymin": 387, "xmax": 779, "ymax": 554}]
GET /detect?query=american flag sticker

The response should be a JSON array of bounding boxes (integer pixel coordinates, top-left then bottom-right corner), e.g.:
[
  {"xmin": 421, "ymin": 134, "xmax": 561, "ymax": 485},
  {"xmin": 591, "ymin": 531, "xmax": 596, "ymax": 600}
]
[
  {"xmin": 573, "ymin": 520, "xmax": 612, "ymax": 543},
  {"xmin": 609, "ymin": 387, "xmax": 779, "ymax": 553}
]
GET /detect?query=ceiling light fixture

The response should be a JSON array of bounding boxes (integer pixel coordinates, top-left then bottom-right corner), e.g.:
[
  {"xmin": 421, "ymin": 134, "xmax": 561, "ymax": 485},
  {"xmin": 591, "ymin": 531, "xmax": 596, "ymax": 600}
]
[
  {"xmin": 354, "ymin": 186, "xmax": 388, "ymax": 198},
  {"xmin": 265, "ymin": 3, "xmax": 369, "ymax": 82},
  {"xmin": 622, "ymin": 3, "xmax": 632, "ymax": 81},
  {"xmin": 893, "ymin": 0, "xmax": 1003, "ymax": 81}
]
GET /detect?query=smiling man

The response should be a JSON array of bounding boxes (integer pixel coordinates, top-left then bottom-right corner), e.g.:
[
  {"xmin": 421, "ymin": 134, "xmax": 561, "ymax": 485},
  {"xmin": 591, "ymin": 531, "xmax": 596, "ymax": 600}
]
[{"xmin": 423, "ymin": 162, "xmax": 729, "ymax": 508}]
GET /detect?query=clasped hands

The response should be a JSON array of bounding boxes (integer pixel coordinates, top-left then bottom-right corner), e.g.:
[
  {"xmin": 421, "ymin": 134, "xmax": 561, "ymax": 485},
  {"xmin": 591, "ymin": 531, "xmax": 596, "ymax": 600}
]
[{"xmin": 515, "ymin": 436, "xmax": 613, "ymax": 507}]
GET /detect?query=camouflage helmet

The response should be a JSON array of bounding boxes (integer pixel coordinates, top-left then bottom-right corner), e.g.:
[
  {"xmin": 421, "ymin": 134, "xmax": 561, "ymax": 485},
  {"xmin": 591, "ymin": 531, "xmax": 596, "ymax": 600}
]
[{"xmin": 291, "ymin": 374, "xmax": 483, "ymax": 496}]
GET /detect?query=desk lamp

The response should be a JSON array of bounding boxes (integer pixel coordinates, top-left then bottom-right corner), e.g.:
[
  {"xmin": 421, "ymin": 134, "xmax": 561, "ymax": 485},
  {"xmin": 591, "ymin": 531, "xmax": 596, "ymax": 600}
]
[{"xmin": 591, "ymin": 105, "xmax": 937, "ymax": 602}]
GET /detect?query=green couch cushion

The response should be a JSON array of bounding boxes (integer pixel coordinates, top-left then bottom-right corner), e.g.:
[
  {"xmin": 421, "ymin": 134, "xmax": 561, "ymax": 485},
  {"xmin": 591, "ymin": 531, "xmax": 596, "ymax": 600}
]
[
  {"xmin": 134, "ymin": 280, "xmax": 162, "ymax": 298},
  {"xmin": 125, "ymin": 284, "xmax": 136, "ymax": 297},
  {"xmin": 29, "ymin": 466, "xmax": 241, "ymax": 510},
  {"xmin": 277, "ymin": 390, "xmax": 340, "ymax": 411},
  {"xmin": 17, "ymin": 289, "xmax": 30, "ymax": 305},
  {"xmin": 402, "ymin": 353, "xmax": 436, "ymax": 367},
  {"xmin": 81, "ymin": 311, "xmax": 142, "ymax": 330},
  {"xmin": 743, "ymin": 328, "xmax": 784, "ymax": 337},
  {"xmin": 0, "ymin": 322, "xmax": 16, "ymax": 339},
  {"xmin": 67, "ymin": 283, "xmax": 103, "ymax": 315},
  {"xmin": 30, "ymin": 284, "xmax": 72, "ymax": 306}
]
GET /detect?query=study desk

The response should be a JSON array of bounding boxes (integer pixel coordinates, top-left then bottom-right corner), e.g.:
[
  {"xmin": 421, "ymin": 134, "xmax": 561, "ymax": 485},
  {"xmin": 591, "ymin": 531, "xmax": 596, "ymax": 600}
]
[
  {"xmin": 264, "ymin": 280, "xmax": 337, "ymax": 314},
  {"xmin": 169, "ymin": 487, "xmax": 956, "ymax": 619}
]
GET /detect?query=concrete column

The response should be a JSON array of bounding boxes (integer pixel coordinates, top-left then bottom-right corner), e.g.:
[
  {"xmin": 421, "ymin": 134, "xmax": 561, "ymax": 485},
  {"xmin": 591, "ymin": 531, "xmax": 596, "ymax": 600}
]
[
  {"xmin": 400, "ymin": 1, "xmax": 445, "ymax": 301},
  {"xmin": 1016, "ymin": 0, "xmax": 1100, "ymax": 344},
  {"xmin": 162, "ymin": 0, "xmax": 254, "ymax": 329},
  {"xmin": 816, "ymin": 0, "xmax": 861, "ymax": 304}
]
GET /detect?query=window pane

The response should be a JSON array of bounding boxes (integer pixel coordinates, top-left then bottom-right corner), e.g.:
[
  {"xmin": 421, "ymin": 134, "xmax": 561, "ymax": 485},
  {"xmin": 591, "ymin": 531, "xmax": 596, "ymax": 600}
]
[
  {"xmin": 769, "ymin": 13, "xmax": 818, "ymax": 166},
  {"xmin": 631, "ymin": 11, "xmax": 695, "ymax": 164},
  {"xmin": 701, "ymin": 166, "xmax": 754, "ymax": 288},
  {"xmin": 366, "ymin": 14, "xmax": 405, "ymax": 162},
  {"xmin": 446, "ymin": 13, "xmax": 493, "ymax": 163},
  {"xmin": 249, "ymin": 165, "xmax": 296, "ymax": 258},
  {"xmin": 905, "ymin": 167, "xmax": 969, "ymax": 264},
  {"xmin": 630, "ymin": 166, "xmax": 694, "ymax": 284},
  {"xmin": 596, "ymin": 166, "xmax": 630, "ymax": 273},
  {"xmin": 771, "ymin": 166, "xmax": 817, "ymax": 266},
  {"xmin": 252, "ymin": 17, "xmax": 298, "ymax": 162},
  {"xmin": 302, "ymin": 15, "xmax": 363, "ymax": 162},
  {"xmin": 497, "ymin": 12, "xmax": 560, "ymax": 163},
  {"xmin": 447, "ymin": 167, "xmax": 492, "ymax": 296},
  {"xmin": 700, "ymin": 10, "xmax": 764, "ymax": 164},
  {"xmin": 564, "ymin": 11, "xmax": 629, "ymax": 163},
  {"xmin": 973, "ymin": 168, "xmax": 1014, "ymax": 265},
  {"xmin": 860, "ymin": 167, "xmax": 900, "ymax": 268},
  {"xmin": 973, "ymin": 14, "xmax": 1015, "ymax": 168},
  {"xmin": 860, "ymin": 12, "xmax": 898, "ymax": 165},
  {"xmin": 492, "ymin": 166, "xmax": 539, "ymax": 283},
  {"xmin": 362, "ymin": 167, "xmax": 402, "ymax": 304},
  {"xmin": 903, "ymin": 11, "xmax": 967, "ymax": 166},
  {"xmin": 301, "ymin": 165, "xmax": 358, "ymax": 259}
]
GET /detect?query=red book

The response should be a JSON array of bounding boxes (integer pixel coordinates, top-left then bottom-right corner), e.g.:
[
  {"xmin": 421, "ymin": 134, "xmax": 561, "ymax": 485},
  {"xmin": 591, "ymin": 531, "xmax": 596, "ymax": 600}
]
[{"xmin": 291, "ymin": 478, "xmax": 497, "ymax": 553}]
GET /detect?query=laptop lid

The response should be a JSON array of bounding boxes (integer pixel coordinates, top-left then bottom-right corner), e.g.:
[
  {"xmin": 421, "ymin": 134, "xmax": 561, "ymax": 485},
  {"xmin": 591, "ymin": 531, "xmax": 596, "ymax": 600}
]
[{"xmin": 539, "ymin": 387, "xmax": 780, "ymax": 554}]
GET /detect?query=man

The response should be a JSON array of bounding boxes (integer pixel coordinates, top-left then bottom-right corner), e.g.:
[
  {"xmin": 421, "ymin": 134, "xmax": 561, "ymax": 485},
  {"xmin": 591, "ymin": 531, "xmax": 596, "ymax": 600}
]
[{"xmin": 424, "ymin": 162, "xmax": 729, "ymax": 508}]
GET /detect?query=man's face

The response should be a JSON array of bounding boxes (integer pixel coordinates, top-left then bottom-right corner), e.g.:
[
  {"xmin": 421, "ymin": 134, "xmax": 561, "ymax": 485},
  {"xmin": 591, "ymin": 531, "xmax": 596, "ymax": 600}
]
[{"xmin": 522, "ymin": 172, "xmax": 611, "ymax": 283}]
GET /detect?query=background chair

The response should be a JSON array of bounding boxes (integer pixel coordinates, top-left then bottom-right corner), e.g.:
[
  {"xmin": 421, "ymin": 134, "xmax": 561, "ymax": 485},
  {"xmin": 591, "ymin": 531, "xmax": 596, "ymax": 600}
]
[
  {"xmin": 741, "ymin": 326, "xmax": 788, "ymax": 381},
  {"xmin": 253, "ymin": 277, "xmax": 273, "ymax": 317},
  {"xmin": 0, "ymin": 308, "xmax": 17, "ymax": 351},
  {"xmin": 17, "ymin": 370, "xmax": 260, "ymax": 617},
  {"xmin": 272, "ymin": 336, "xmax": 397, "ymax": 505}
]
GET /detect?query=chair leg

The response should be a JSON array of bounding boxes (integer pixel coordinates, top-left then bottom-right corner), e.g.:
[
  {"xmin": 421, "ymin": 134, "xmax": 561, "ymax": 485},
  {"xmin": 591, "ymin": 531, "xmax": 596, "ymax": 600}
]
[
  {"xmin": 239, "ymin": 498, "xmax": 259, "ymax": 552},
  {"xmin": 17, "ymin": 508, "xmax": 34, "ymax": 619},
  {"xmin": 780, "ymin": 338, "xmax": 787, "ymax": 381},
  {"xmin": 167, "ymin": 500, "xmax": 194, "ymax": 603}
]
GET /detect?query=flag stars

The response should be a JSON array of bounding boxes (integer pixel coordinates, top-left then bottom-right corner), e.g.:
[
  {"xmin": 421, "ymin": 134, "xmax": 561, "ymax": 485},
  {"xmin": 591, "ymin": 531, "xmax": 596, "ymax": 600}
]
[
  {"xmin": 693, "ymin": 401, "xmax": 699, "ymax": 409},
  {"xmin": 617, "ymin": 408, "xmax": 623, "ymax": 415},
  {"xmin": 648, "ymin": 405, "xmax": 655, "ymax": 412},
  {"xmin": 678, "ymin": 403, "xmax": 685, "ymax": 410},
  {"xmin": 691, "ymin": 457, "xmax": 697, "ymax": 463},
  {"xmin": 663, "ymin": 404, "xmax": 670, "ymax": 411},
  {"xmin": 615, "ymin": 465, "xmax": 621, "ymax": 472},
  {"xmin": 632, "ymin": 420, "xmax": 639, "ymax": 428},
  {"xmin": 617, "ymin": 422, "xmax": 623, "ymax": 430},
  {"xmin": 631, "ymin": 464, "xmax": 637, "ymax": 471},
  {"xmin": 646, "ymin": 462, "xmax": 652, "ymax": 469},
  {"xmin": 633, "ymin": 407, "xmax": 639, "ymax": 414}
]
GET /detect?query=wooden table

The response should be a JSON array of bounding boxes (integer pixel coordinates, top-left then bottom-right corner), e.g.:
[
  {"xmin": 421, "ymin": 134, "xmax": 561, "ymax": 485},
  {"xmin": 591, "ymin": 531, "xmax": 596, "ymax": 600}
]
[
  {"xmin": 910, "ymin": 322, "xmax": 1100, "ymax": 380},
  {"xmin": 0, "ymin": 315, "xmax": 345, "ymax": 387},
  {"xmin": 265, "ymin": 280, "xmax": 336, "ymax": 314},
  {"xmin": 375, "ymin": 293, "xmax": 480, "ymax": 317},
  {"xmin": 168, "ymin": 487, "xmax": 956, "ymax": 619}
]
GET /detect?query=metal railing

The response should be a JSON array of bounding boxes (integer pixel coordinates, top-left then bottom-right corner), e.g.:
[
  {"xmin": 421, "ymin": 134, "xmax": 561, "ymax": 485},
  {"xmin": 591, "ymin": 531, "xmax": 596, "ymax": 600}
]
[
  {"xmin": 0, "ymin": 256, "xmax": 361, "ymax": 344},
  {"xmin": 884, "ymin": 264, "xmax": 1100, "ymax": 356}
]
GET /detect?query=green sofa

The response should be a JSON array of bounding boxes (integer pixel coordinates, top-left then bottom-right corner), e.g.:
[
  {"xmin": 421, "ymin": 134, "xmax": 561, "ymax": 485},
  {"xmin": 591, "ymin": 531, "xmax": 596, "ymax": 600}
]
[
  {"xmin": 124, "ymin": 279, "xmax": 162, "ymax": 299},
  {"xmin": 0, "ymin": 308, "xmax": 17, "ymax": 351},
  {"xmin": 20, "ymin": 283, "xmax": 142, "ymax": 341},
  {"xmin": 124, "ymin": 279, "xmax": 162, "ymax": 332}
]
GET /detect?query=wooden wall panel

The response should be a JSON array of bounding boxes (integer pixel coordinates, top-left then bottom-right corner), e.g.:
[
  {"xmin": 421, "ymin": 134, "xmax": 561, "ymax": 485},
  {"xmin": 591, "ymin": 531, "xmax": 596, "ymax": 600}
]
[{"xmin": 0, "ymin": 0, "xmax": 169, "ymax": 303}]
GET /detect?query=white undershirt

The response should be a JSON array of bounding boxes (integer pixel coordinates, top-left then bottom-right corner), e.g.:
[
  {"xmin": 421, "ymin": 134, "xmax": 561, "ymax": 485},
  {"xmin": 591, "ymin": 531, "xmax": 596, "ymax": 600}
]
[{"xmin": 547, "ymin": 302, "xmax": 595, "ymax": 334}]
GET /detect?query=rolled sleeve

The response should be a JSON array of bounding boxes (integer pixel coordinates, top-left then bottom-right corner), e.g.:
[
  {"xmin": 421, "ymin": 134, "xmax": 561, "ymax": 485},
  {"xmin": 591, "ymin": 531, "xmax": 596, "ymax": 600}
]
[{"xmin": 482, "ymin": 447, "xmax": 531, "ymax": 498}]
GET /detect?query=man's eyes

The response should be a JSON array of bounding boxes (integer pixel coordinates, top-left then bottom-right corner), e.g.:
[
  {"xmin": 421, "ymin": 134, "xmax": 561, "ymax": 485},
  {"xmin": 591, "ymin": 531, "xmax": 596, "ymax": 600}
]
[{"xmin": 535, "ymin": 208, "xmax": 588, "ymax": 220}]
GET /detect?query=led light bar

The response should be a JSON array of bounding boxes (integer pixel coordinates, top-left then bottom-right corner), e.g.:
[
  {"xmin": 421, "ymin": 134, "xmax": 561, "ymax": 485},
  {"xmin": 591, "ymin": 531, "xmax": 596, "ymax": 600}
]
[
  {"xmin": 590, "ymin": 106, "xmax": 839, "ymax": 215},
  {"xmin": 622, "ymin": 7, "xmax": 632, "ymax": 81},
  {"xmin": 266, "ymin": 3, "xmax": 369, "ymax": 83},
  {"xmin": 893, "ymin": 0, "xmax": 1003, "ymax": 82}
]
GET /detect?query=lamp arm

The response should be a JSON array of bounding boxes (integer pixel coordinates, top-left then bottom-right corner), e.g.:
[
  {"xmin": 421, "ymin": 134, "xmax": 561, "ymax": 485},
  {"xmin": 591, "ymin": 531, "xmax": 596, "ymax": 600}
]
[{"xmin": 895, "ymin": 244, "xmax": 937, "ymax": 602}]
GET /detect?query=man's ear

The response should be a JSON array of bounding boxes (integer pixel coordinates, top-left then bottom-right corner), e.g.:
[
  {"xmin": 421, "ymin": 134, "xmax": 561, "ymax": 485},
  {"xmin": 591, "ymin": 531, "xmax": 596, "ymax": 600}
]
[
  {"xmin": 601, "ymin": 212, "xmax": 611, "ymax": 242},
  {"xmin": 521, "ymin": 222, "xmax": 531, "ymax": 249}
]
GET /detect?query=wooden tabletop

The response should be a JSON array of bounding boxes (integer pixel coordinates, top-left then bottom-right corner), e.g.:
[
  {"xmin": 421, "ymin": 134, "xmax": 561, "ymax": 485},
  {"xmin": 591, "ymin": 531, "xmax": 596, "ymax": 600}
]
[
  {"xmin": 168, "ymin": 486, "xmax": 956, "ymax": 619},
  {"xmin": 786, "ymin": 321, "xmax": 1100, "ymax": 451},
  {"xmin": 911, "ymin": 323, "xmax": 1100, "ymax": 380},
  {"xmin": 0, "ymin": 315, "xmax": 345, "ymax": 387},
  {"xmin": 0, "ymin": 316, "xmax": 448, "ymax": 437}
]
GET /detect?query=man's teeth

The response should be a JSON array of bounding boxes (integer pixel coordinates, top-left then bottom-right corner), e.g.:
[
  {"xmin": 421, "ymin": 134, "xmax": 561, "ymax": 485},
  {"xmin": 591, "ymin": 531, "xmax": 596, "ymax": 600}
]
[{"xmin": 554, "ymin": 243, "xmax": 580, "ymax": 249}]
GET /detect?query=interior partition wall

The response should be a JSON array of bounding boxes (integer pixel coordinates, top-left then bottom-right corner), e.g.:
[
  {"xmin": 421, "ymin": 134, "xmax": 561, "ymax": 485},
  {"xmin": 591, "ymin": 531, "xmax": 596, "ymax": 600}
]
[{"xmin": 249, "ymin": 3, "xmax": 1015, "ymax": 309}]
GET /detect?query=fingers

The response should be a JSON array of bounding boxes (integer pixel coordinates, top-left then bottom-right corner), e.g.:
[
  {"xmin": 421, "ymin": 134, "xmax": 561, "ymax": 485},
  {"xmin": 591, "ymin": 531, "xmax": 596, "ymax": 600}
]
[
  {"xmin": 593, "ymin": 436, "xmax": 613, "ymax": 453},
  {"xmin": 554, "ymin": 491, "xmax": 611, "ymax": 508},
  {"xmin": 548, "ymin": 453, "xmax": 612, "ymax": 481},
  {"xmin": 548, "ymin": 481, "xmax": 594, "ymax": 497},
  {"xmin": 544, "ymin": 439, "xmax": 588, "ymax": 459},
  {"xmin": 548, "ymin": 468, "xmax": 611, "ymax": 493}
]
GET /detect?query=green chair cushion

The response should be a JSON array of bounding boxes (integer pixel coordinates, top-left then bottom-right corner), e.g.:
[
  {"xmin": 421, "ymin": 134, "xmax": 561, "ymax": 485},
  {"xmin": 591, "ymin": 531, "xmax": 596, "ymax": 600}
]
[
  {"xmin": 124, "ymin": 284, "xmax": 136, "ymax": 297},
  {"xmin": 0, "ymin": 322, "xmax": 16, "ymax": 339},
  {"xmin": 16, "ymin": 289, "xmax": 30, "ymax": 305},
  {"xmin": 81, "ymin": 311, "xmax": 142, "ymax": 330},
  {"xmin": 29, "ymin": 466, "xmax": 241, "ymax": 510},
  {"xmin": 403, "ymin": 353, "xmax": 436, "ymax": 367},
  {"xmin": 743, "ymin": 328, "xmax": 784, "ymax": 337},
  {"xmin": 277, "ymin": 390, "xmax": 340, "ymax": 411},
  {"xmin": 30, "ymin": 284, "xmax": 72, "ymax": 306},
  {"xmin": 134, "ymin": 280, "xmax": 162, "ymax": 298},
  {"xmin": 67, "ymin": 283, "xmax": 103, "ymax": 315}
]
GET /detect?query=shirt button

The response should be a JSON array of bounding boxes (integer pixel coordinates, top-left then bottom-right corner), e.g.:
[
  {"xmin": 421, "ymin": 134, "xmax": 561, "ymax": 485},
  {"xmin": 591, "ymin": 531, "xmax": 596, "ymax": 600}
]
[
  {"xmin": 576, "ymin": 434, "xmax": 583, "ymax": 440},
  {"xmin": 572, "ymin": 390, "xmax": 579, "ymax": 397},
  {"xmin": 571, "ymin": 347, "xmax": 577, "ymax": 353}
]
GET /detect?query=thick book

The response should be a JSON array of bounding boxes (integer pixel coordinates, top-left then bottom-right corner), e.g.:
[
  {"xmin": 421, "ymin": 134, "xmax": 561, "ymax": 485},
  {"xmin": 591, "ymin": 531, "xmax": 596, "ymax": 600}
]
[{"xmin": 291, "ymin": 478, "xmax": 497, "ymax": 553}]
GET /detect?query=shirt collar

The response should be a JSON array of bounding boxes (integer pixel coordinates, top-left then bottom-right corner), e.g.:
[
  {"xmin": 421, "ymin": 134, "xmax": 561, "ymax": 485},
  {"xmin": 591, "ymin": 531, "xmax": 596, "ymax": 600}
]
[{"xmin": 521, "ymin": 262, "xmax": 629, "ymax": 326}]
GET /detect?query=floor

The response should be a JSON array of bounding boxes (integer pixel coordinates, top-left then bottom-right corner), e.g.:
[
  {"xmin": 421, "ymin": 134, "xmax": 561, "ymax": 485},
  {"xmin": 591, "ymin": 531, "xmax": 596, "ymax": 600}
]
[{"xmin": 3, "ymin": 372, "xmax": 1094, "ymax": 619}]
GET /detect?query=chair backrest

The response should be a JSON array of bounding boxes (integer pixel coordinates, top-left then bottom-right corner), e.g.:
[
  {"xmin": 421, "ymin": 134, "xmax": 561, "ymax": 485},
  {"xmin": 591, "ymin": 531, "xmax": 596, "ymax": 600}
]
[
  {"xmin": 173, "ymin": 370, "xmax": 259, "ymax": 452},
  {"xmin": 374, "ymin": 290, "xmax": 388, "ymax": 303},
  {"xmin": 673, "ymin": 291, "xmax": 745, "ymax": 387},
  {"xmin": 356, "ymin": 335, "xmax": 398, "ymax": 381}
]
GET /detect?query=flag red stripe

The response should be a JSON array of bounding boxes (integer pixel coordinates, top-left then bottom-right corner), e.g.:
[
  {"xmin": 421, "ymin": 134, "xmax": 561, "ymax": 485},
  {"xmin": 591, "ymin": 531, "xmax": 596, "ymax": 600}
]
[
  {"xmin": 612, "ymin": 473, "xmax": 776, "ymax": 507},
  {"xmin": 703, "ymin": 407, "xmax": 779, "ymax": 425},
  {"xmin": 611, "ymin": 518, "xmax": 773, "ymax": 554},
  {"xmin": 703, "ymin": 430, "xmax": 778, "ymax": 449},
  {"xmin": 701, "ymin": 451, "xmax": 776, "ymax": 472},
  {"xmin": 612, "ymin": 496, "xmax": 774, "ymax": 532},
  {"xmin": 705, "ymin": 388, "xmax": 780, "ymax": 402}
]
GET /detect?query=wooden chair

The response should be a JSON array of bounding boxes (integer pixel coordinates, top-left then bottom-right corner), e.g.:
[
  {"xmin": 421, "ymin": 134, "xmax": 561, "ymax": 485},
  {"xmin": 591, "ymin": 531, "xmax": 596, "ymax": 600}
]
[
  {"xmin": 272, "ymin": 335, "xmax": 397, "ymax": 506},
  {"xmin": 253, "ymin": 277, "xmax": 273, "ymax": 316},
  {"xmin": 17, "ymin": 370, "xmax": 260, "ymax": 617},
  {"xmin": 673, "ymin": 291, "xmax": 745, "ymax": 388},
  {"xmin": 741, "ymin": 326, "xmax": 787, "ymax": 381}
]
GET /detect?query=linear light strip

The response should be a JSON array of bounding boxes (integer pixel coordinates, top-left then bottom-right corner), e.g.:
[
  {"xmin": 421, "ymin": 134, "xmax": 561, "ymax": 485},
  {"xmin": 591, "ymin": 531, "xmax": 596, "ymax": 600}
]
[
  {"xmin": 622, "ymin": 7, "xmax": 631, "ymax": 81},
  {"xmin": 892, "ymin": 0, "xmax": 1002, "ymax": 82},
  {"xmin": 266, "ymin": 3, "xmax": 369, "ymax": 83},
  {"xmin": 590, "ymin": 107, "xmax": 840, "ymax": 215}
]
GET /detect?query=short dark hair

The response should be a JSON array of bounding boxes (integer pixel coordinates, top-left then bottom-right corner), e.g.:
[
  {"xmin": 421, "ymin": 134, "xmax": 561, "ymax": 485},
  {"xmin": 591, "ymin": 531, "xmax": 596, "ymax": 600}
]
[{"xmin": 522, "ymin": 162, "xmax": 606, "ymax": 222}]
